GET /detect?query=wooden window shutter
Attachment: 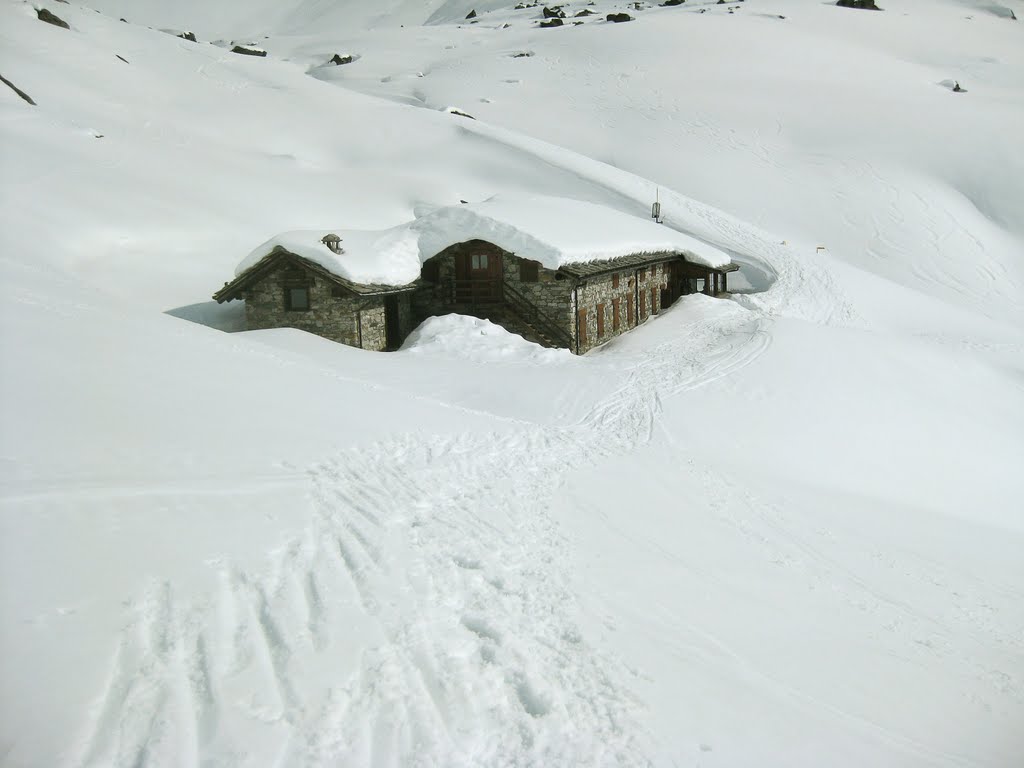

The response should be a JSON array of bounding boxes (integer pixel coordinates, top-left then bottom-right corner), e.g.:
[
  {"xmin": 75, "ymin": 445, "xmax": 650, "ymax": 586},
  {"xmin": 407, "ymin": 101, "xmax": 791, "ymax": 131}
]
[
  {"xmin": 612, "ymin": 273, "xmax": 619, "ymax": 289},
  {"xmin": 596, "ymin": 303, "xmax": 605, "ymax": 338},
  {"xmin": 520, "ymin": 260, "xmax": 539, "ymax": 283}
]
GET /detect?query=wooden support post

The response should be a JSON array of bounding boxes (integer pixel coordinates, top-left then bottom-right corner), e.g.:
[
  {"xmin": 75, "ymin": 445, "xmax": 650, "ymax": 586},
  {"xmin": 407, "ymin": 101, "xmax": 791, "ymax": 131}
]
[{"xmin": 722, "ymin": 272, "xmax": 728, "ymax": 294}]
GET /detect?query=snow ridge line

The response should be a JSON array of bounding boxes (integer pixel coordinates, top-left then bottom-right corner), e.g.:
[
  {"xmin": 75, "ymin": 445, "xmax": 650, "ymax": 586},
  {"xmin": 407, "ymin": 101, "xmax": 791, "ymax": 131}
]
[{"xmin": 69, "ymin": 309, "xmax": 770, "ymax": 767}]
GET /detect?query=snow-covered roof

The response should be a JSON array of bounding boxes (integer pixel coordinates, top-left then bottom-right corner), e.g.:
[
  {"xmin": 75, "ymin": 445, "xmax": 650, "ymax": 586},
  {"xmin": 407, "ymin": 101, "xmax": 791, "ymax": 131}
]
[{"xmin": 235, "ymin": 195, "xmax": 732, "ymax": 287}]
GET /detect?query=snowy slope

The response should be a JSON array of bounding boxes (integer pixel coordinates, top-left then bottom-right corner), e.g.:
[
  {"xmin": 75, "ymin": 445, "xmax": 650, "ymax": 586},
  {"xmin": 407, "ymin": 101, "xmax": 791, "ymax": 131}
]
[{"xmin": 1, "ymin": 0, "xmax": 1023, "ymax": 766}]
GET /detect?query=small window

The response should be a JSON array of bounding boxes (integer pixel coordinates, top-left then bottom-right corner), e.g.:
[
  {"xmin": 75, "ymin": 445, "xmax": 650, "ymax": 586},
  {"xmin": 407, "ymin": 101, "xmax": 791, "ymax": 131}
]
[
  {"xmin": 612, "ymin": 273, "xmax": 619, "ymax": 289},
  {"xmin": 331, "ymin": 286, "xmax": 346, "ymax": 298},
  {"xmin": 471, "ymin": 253, "xmax": 489, "ymax": 270},
  {"xmin": 520, "ymin": 260, "xmax": 539, "ymax": 282},
  {"xmin": 287, "ymin": 286, "xmax": 310, "ymax": 311}
]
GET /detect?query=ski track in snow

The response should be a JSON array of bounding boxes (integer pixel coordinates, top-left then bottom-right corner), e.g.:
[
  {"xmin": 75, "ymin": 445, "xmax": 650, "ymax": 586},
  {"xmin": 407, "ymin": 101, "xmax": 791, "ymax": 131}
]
[
  {"xmin": 69, "ymin": 308, "xmax": 770, "ymax": 767},
  {"xmin": 64, "ymin": 75, "xmax": 887, "ymax": 767}
]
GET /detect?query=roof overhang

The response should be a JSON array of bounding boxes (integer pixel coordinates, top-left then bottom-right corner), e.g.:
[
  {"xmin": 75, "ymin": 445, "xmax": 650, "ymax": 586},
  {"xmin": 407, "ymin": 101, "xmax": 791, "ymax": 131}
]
[
  {"xmin": 557, "ymin": 251, "xmax": 736, "ymax": 280},
  {"xmin": 213, "ymin": 247, "xmax": 417, "ymax": 303}
]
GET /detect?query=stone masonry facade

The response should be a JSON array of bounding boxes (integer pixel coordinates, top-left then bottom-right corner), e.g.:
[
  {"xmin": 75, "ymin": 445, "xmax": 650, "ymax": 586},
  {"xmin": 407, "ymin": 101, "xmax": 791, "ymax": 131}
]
[
  {"xmin": 411, "ymin": 240, "xmax": 569, "ymax": 326},
  {"xmin": 571, "ymin": 258, "xmax": 673, "ymax": 354},
  {"xmin": 242, "ymin": 261, "xmax": 412, "ymax": 351},
  {"xmin": 235, "ymin": 246, "xmax": 693, "ymax": 355},
  {"xmin": 412, "ymin": 241, "xmax": 569, "ymax": 341}
]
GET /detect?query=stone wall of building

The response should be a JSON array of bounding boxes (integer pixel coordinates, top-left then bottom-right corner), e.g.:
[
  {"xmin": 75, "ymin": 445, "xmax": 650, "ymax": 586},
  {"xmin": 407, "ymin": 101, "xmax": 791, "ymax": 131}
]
[
  {"xmin": 413, "ymin": 241, "xmax": 573, "ymax": 334},
  {"xmin": 500, "ymin": 252, "xmax": 573, "ymax": 332},
  {"xmin": 358, "ymin": 303, "xmax": 387, "ymax": 351},
  {"xmin": 412, "ymin": 247, "xmax": 458, "ymax": 319},
  {"xmin": 242, "ymin": 261, "xmax": 392, "ymax": 349},
  {"xmin": 411, "ymin": 241, "xmax": 680, "ymax": 354},
  {"xmin": 571, "ymin": 260, "xmax": 673, "ymax": 354}
]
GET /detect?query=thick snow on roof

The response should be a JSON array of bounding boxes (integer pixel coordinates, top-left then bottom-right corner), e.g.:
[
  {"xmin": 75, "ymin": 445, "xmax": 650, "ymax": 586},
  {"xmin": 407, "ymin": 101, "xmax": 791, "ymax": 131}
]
[{"xmin": 235, "ymin": 195, "xmax": 731, "ymax": 286}]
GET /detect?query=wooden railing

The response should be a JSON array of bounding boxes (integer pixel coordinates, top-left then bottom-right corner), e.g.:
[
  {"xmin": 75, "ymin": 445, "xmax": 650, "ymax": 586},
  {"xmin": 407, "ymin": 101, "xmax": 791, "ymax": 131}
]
[
  {"xmin": 502, "ymin": 281, "xmax": 572, "ymax": 349},
  {"xmin": 454, "ymin": 278, "xmax": 502, "ymax": 305}
]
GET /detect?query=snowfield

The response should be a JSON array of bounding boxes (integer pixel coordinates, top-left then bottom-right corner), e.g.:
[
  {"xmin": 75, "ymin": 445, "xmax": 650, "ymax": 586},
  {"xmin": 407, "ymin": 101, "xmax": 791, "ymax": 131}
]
[{"xmin": 1, "ymin": 0, "xmax": 1023, "ymax": 766}]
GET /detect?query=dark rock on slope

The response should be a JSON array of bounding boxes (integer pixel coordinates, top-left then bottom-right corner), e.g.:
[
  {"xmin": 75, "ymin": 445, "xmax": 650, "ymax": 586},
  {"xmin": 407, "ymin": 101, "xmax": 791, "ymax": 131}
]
[
  {"xmin": 37, "ymin": 8, "xmax": 70, "ymax": 29},
  {"xmin": 836, "ymin": 0, "xmax": 882, "ymax": 9}
]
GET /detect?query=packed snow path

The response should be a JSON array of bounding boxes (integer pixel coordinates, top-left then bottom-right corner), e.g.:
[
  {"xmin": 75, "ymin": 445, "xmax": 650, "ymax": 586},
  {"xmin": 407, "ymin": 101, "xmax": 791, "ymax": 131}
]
[{"xmin": 71, "ymin": 307, "xmax": 770, "ymax": 767}]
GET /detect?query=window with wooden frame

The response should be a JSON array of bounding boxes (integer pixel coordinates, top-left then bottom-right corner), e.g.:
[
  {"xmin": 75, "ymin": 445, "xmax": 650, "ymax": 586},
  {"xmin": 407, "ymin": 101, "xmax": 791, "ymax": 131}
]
[
  {"xmin": 331, "ymin": 286, "xmax": 347, "ymax": 298},
  {"xmin": 286, "ymin": 286, "xmax": 310, "ymax": 311},
  {"xmin": 596, "ymin": 303, "xmax": 605, "ymax": 338},
  {"xmin": 520, "ymin": 259, "xmax": 540, "ymax": 283},
  {"xmin": 612, "ymin": 273, "xmax": 619, "ymax": 289},
  {"xmin": 471, "ymin": 253, "xmax": 489, "ymax": 270}
]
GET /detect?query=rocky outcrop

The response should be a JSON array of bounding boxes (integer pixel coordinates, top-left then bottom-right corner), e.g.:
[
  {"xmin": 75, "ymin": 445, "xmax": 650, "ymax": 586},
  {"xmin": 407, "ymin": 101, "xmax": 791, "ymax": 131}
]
[
  {"xmin": 606, "ymin": 13, "xmax": 634, "ymax": 22},
  {"xmin": 37, "ymin": 8, "xmax": 70, "ymax": 29},
  {"xmin": 836, "ymin": 0, "xmax": 882, "ymax": 9},
  {"xmin": 0, "ymin": 73, "xmax": 36, "ymax": 105},
  {"xmin": 231, "ymin": 45, "xmax": 267, "ymax": 57}
]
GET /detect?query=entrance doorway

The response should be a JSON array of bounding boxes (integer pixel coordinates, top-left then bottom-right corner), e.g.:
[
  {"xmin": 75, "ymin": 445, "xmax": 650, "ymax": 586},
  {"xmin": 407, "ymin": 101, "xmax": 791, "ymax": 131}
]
[
  {"xmin": 384, "ymin": 294, "xmax": 402, "ymax": 350},
  {"xmin": 455, "ymin": 249, "xmax": 503, "ymax": 305}
]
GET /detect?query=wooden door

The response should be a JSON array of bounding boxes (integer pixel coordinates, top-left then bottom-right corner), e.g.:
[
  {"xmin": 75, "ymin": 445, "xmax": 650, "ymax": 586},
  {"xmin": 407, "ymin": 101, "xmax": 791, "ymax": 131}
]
[
  {"xmin": 639, "ymin": 290, "xmax": 647, "ymax": 320},
  {"xmin": 455, "ymin": 249, "xmax": 502, "ymax": 304},
  {"xmin": 596, "ymin": 303, "xmax": 605, "ymax": 339},
  {"xmin": 384, "ymin": 294, "xmax": 402, "ymax": 350},
  {"xmin": 577, "ymin": 307, "xmax": 588, "ymax": 349},
  {"xmin": 612, "ymin": 298, "xmax": 620, "ymax": 332}
]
